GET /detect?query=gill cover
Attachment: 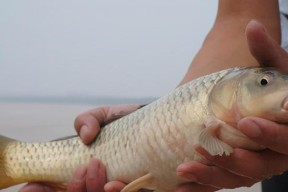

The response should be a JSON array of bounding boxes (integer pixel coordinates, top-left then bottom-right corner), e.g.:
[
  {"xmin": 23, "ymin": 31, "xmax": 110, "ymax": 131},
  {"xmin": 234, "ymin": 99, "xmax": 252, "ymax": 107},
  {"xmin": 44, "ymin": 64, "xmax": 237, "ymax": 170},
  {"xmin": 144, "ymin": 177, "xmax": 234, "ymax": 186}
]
[{"xmin": 208, "ymin": 68, "xmax": 247, "ymax": 125}]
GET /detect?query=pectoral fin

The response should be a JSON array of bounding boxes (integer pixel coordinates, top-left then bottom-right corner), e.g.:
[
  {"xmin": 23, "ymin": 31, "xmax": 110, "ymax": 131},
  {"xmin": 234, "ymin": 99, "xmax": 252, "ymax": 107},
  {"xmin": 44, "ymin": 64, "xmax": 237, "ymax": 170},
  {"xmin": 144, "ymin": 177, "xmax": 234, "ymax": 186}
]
[
  {"xmin": 199, "ymin": 120, "xmax": 233, "ymax": 156},
  {"xmin": 121, "ymin": 173, "xmax": 154, "ymax": 192}
]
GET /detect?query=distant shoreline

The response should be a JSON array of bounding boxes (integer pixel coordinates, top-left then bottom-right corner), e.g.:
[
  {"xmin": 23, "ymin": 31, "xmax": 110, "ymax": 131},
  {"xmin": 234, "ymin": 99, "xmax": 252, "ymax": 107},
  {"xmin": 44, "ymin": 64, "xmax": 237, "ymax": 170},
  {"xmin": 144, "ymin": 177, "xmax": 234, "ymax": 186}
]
[{"xmin": 0, "ymin": 96, "xmax": 157, "ymax": 105}]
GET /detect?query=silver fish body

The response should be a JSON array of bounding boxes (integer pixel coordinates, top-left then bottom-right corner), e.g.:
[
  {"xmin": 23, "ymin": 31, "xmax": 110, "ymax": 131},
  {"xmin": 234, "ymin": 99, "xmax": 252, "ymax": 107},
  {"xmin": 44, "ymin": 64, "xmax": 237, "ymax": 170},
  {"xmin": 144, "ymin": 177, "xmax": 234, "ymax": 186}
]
[{"xmin": 1, "ymin": 67, "xmax": 288, "ymax": 191}]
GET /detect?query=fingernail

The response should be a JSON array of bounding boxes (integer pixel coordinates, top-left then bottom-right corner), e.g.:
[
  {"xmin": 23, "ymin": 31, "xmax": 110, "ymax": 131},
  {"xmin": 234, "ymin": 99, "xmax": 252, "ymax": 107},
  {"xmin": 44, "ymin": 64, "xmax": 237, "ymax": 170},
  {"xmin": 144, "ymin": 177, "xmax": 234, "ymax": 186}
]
[
  {"xmin": 177, "ymin": 163, "xmax": 197, "ymax": 182},
  {"xmin": 249, "ymin": 19, "xmax": 266, "ymax": 33},
  {"xmin": 80, "ymin": 125, "xmax": 89, "ymax": 140},
  {"xmin": 73, "ymin": 166, "xmax": 87, "ymax": 182},
  {"xmin": 177, "ymin": 171, "xmax": 197, "ymax": 182},
  {"xmin": 240, "ymin": 120, "xmax": 262, "ymax": 138}
]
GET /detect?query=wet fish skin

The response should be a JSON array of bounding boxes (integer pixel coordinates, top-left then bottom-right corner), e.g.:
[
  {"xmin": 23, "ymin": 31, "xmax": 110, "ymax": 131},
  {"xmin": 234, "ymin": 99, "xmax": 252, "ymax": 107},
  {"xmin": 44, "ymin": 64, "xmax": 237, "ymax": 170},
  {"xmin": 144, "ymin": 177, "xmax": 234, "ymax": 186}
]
[{"xmin": 1, "ymin": 67, "xmax": 288, "ymax": 191}]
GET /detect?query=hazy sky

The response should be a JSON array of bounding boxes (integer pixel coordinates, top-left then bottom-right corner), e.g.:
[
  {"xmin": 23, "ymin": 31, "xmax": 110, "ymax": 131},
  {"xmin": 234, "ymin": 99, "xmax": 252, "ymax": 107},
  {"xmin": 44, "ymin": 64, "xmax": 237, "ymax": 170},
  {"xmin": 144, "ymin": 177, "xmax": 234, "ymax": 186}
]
[{"xmin": 0, "ymin": 1, "xmax": 217, "ymax": 98}]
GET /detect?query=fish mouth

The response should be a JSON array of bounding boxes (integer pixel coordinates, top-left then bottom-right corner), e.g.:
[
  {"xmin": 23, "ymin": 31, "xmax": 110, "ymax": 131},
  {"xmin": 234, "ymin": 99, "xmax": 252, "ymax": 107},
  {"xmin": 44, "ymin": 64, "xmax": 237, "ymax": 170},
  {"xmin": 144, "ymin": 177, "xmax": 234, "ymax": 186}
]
[{"xmin": 282, "ymin": 96, "xmax": 288, "ymax": 111}]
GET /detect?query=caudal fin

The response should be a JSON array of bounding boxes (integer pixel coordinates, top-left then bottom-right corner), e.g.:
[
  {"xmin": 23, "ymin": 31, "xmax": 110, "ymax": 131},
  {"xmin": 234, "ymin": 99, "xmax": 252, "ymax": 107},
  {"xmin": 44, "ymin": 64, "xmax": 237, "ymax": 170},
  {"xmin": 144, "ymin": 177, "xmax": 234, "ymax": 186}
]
[{"xmin": 0, "ymin": 135, "xmax": 17, "ymax": 189}]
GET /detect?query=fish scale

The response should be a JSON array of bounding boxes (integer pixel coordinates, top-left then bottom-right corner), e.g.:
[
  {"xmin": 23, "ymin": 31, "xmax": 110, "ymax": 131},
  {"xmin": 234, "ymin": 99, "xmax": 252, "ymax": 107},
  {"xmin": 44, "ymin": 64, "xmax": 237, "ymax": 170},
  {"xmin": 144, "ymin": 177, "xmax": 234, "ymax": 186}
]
[{"xmin": 2, "ymin": 67, "xmax": 288, "ymax": 191}]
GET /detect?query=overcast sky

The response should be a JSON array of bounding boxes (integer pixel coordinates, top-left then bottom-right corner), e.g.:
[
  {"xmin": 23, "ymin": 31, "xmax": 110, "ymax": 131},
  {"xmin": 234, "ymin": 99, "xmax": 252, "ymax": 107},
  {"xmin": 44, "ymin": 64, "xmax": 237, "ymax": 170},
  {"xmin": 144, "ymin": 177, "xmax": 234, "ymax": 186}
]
[{"xmin": 0, "ymin": 0, "xmax": 217, "ymax": 98}]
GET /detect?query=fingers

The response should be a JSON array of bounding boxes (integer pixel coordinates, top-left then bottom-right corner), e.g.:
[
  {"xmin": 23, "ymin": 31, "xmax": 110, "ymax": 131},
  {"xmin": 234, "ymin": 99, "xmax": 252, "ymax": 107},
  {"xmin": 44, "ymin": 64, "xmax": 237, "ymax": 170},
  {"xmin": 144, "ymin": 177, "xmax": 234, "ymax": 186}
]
[
  {"xmin": 177, "ymin": 162, "xmax": 256, "ymax": 189},
  {"xmin": 19, "ymin": 183, "xmax": 54, "ymax": 192},
  {"xmin": 104, "ymin": 178, "xmax": 217, "ymax": 192},
  {"xmin": 67, "ymin": 166, "xmax": 87, "ymax": 192},
  {"xmin": 238, "ymin": 117, "xmax": 288, "ymax": 155},
  {"xmin": 104, "ymin": 175, "xmax": 216, "ymax": 192},
  {"xmin": 245, "ymin": 20, "xmax": 288, "ymax": 70},
  {"xmin": 74, "ymin": 109, "xmax": 104, "ymax": 144},
  {"xmin": 19, "ymin": 159, "xmax": 106, "ymax": 192},
  {"xmin": 74, "ymin": 104, "xmax": 141, "ymax": 144},
  {"xmin": 67, "ymin": 158, "xmax": 106, "ymax": 192},
  {"xmin": 194, "ymin": 146, "xmax": 288, "ymax": 181},
  {"xmin": 176, "ymin": 182, "xmax": 218, "ymax": 192},
  {"xmin": 86, "ymin": 158, "xmax": 106, "ymax": 192},
  {"xmin": 104, "ymin": 181, "xmax": 126, "ymax": 192}
]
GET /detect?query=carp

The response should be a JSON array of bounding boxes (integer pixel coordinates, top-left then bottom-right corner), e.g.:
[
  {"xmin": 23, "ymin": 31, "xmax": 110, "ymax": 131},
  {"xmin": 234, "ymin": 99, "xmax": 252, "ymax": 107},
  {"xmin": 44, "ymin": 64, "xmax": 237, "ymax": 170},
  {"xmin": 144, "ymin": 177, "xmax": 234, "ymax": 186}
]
[{"xmin": 1, "ymin": 67, "xmax": 288, "ymax": 191}]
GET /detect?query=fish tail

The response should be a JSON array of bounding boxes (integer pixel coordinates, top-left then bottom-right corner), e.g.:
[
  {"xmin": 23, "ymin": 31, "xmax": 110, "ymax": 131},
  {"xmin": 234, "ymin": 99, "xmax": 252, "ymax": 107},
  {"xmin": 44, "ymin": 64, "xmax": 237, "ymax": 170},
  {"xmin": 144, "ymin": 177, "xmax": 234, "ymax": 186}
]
[{"xmin": 0, "ymin": 135, "xmax": 17, "ymax": 189}]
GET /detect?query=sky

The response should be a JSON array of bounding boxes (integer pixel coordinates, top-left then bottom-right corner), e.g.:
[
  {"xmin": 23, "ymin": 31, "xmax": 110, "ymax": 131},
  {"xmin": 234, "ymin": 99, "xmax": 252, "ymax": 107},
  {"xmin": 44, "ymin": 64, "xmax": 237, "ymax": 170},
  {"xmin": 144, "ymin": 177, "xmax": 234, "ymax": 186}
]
[{"xmin": 0, "ymin": 0, "xmax": 217, "ymax": 99}]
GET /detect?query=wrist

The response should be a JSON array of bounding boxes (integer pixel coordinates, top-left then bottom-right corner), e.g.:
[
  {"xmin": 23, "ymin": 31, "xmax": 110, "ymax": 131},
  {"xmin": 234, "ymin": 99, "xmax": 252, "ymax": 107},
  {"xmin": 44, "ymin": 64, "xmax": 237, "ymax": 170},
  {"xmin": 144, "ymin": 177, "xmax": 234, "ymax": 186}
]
[{"xmin": 179, "ymin": 21, "xmax": 257, "ymax": 85}]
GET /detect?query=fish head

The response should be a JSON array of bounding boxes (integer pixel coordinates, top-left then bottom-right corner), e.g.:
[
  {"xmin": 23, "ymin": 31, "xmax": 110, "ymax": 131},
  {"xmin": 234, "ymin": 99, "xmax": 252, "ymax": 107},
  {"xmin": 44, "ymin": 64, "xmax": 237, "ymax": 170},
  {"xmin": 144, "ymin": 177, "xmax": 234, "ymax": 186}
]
[
  {"xmin": 210, "ymin": 67, "xmax": 288, "ymax": 125},
  {"xmin": 235, "ymin": 68, "xmax": 288, "ymax": 123},
  {"xmin": 208, "ymin": 68, "xmax": 288, "ymax": 151}
]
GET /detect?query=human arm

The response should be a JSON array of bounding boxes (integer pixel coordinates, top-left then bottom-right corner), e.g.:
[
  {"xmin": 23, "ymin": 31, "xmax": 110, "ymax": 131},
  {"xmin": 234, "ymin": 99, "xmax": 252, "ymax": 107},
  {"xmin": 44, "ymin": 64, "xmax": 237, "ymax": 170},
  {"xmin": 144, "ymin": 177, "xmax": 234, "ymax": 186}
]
[{"xmin": 179, "ymin": 0, "xmax": 281, "ymax": 84}]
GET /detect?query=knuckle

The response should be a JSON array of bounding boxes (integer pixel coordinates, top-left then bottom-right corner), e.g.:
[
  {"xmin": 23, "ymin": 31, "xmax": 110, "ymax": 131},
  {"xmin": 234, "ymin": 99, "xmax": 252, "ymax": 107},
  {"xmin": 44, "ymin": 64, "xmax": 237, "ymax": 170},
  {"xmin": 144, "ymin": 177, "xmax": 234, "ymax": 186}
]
[
  {"xmin": 74, "ymin": 112, "xmax": 88, "ymax": 123},
  {"xmin": 74, "ymin": 115, "xmax": 82, "ymax": 125}
]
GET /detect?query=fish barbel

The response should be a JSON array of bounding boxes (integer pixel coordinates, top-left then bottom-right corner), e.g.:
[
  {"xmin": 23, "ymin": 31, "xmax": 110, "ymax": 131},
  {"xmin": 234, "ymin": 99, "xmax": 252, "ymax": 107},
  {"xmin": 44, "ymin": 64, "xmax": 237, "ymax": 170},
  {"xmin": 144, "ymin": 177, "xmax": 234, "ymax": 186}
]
[{"xmin": 1, "ymin": 67, "xmax": 288, "ymax": 191}]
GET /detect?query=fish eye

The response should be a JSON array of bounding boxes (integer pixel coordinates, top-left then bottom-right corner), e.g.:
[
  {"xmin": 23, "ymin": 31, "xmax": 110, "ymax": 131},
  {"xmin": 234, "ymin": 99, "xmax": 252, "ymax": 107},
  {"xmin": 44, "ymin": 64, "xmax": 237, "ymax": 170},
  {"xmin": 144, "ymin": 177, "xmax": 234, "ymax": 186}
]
[
  {"xmin": 258, "ymin": 73, "xmax": 274, "ymax": 87},
  {"xmin": 260, "ymin": 78, "xmax": 269, "ymax": 86}
]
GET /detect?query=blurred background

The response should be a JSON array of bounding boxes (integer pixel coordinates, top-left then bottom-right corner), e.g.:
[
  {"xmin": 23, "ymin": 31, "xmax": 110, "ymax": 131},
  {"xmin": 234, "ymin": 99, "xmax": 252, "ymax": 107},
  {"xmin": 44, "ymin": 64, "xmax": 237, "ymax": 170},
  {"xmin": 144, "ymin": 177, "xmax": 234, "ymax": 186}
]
[
  {"xmin": 0, "ymin": 0, "xmax": 217, "ymax": 101},
  {"xmin": 0, "ymin": 1, "xmax": 261, "ymax": 191}
]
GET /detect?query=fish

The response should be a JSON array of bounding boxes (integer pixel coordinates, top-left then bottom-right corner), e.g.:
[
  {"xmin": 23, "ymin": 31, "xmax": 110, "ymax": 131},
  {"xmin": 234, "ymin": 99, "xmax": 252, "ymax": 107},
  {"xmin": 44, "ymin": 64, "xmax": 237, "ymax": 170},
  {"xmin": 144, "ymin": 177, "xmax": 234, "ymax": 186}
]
[{"xmin": 1, "ymin": 67, "xmax": 288, "ymax": 192}]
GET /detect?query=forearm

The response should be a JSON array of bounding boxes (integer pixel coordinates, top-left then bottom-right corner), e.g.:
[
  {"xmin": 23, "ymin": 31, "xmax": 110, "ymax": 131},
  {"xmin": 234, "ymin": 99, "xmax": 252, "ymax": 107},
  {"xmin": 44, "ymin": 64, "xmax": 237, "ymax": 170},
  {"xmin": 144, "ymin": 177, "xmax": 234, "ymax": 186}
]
[
  {"xmin": 179, "ymin": 0, "xmax": 281, "ymax": 85},
  {"xmin": 216, "ymin": 0, "xmax": 280, "ymax": 41}
]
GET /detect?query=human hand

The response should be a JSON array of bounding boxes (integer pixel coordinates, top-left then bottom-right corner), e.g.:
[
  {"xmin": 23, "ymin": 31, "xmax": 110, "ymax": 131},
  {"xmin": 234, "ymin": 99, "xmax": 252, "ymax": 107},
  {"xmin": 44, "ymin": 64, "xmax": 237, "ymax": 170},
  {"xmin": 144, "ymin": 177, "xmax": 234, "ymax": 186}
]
[
  {"xmin": 176, "ymin": 20, "xmax": 288, "ymax": 190},
  {"xmin": 74, "ymin": 104, "xmax": 142, "ymax": 191},
  {"xmin": 18, "ymin": 158, "xmax": 106, "ymax": 192},
  {"xmin": 73, "ymin": 104, "xmax": 220, "ymax": 192},
  {"xmin": 19, "ymin": 104, "xmax": 135, "ymax": 192},
  {"xmin": 18, "ymin": 104, "xmax": 145, "ymax": 192},
  {"xmin": 74, "ymin": 104, "xmax": 142, "ymax": 144},
  {"xmin": 18, "ymin": 183, "xmax": 54, "ymax": 192}
]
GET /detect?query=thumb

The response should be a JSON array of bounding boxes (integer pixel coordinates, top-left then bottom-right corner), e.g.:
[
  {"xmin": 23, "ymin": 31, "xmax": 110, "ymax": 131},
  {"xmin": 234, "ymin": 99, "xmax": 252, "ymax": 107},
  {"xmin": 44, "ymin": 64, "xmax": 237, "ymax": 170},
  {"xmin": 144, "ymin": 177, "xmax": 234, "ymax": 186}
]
[{"xmin": 245, "ymin": 20, "xmax": 288, "ymax": 70}]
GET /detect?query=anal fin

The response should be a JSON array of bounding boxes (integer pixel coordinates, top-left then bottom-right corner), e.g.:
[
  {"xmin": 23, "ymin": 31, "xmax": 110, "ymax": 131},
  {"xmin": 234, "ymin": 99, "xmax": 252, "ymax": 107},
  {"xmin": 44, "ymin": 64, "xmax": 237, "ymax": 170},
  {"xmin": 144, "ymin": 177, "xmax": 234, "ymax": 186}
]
[{"xmin": 121, "ymin": 173, "xmax": 154, "ymax": 192}]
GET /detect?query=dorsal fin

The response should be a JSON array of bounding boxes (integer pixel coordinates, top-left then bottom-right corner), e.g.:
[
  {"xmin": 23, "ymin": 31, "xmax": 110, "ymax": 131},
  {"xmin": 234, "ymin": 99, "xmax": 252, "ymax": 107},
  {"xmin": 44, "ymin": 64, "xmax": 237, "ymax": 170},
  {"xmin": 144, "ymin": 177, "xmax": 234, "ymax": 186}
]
[{"xmin": 51, "ymin": 135, "xmax": 78, "ymax": 142}]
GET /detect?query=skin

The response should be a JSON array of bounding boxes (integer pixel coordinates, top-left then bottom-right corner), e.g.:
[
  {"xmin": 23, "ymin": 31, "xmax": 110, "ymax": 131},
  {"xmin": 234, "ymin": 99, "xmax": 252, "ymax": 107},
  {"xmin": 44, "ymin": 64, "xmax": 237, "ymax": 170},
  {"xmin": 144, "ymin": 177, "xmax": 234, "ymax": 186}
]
[
  {"xmin": 179, "ymin": 0, "xmax": 281, "ymax": 84},
  {"xmin": 19, "ymin": 0, "xmax": 288, "ymax": 191}
]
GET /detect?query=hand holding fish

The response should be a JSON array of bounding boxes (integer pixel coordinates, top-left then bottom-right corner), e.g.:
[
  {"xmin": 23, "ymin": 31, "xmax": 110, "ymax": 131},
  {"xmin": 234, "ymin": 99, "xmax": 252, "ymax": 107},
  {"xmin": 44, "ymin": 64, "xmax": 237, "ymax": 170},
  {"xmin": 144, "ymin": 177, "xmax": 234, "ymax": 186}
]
[
  {"xmin": 18, "ymin": 158, "xmax": 106, "ymax": 192},
  {"xmin": 173, "ymin": 19, "xmax": 288, "ymax": 190},
  {"xmin": 74, "ymin": 105, "xmax": 221, "ymax": 192},
  {"xmin": 178, "ymin": 117, "xmax": 288, "ymax": 189},
  {"xmin": 74, "ymin": 21, "xmax": 288, "ymax": 192}
]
